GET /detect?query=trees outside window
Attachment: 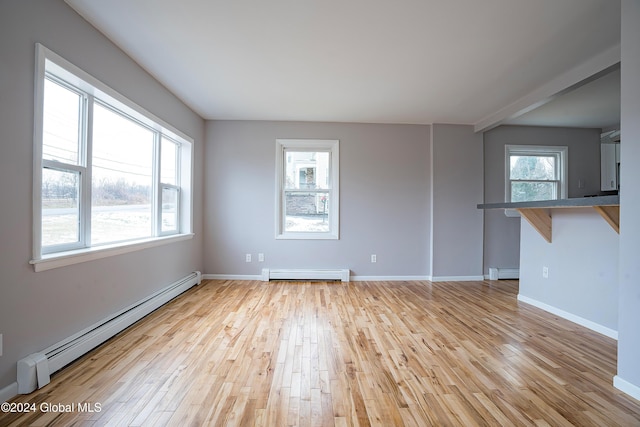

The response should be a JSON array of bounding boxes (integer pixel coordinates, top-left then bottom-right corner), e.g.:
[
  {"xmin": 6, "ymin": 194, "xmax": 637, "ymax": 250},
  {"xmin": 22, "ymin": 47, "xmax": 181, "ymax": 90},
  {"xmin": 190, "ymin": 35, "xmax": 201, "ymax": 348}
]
[
  {"xmin": 33, "ymin": 44, "xmax": 192, "ymax": 265},
  {"xmin": 505, "ymin": 145, "xmax": 567, "ymax": 202}
]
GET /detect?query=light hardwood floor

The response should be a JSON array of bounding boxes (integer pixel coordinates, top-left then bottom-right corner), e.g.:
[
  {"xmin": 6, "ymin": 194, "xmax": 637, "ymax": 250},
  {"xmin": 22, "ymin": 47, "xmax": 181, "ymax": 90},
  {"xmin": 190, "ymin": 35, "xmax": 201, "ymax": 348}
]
[{"xmin": 2, "ymin": 279, "xmax": 639, "ymax": 426}]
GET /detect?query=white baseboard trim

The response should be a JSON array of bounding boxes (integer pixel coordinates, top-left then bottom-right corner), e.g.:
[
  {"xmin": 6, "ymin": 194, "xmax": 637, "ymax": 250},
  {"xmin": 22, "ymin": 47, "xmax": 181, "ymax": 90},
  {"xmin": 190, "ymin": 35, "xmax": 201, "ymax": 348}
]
[
  {"xmin": 350, "ymin": 275, "xmax": 431, "ymax": 282},
  {"xmin": 614, "ymin": 375, "xmax": 640, "ymax": 402},
  {"xmin": 517, "ymin": 294, "xmax": 618, "ymax": 340},
  {"xmin": 431, "ymin": 275, "xmax": 485, "ymax": 282},
  {"xmin": 202, "ymin": 274, "xmax": 264, "ymax": 281},
  {"xmin": 203, "ymin": 274, "xmax": 432, "ymax": 282},
  {"xmin": 1, "ymin": 382, "xmax": 18, "ymax": 403},
  {"xmin": 204, "ymin": 274, "xmax": 494, "ymax": 283}
]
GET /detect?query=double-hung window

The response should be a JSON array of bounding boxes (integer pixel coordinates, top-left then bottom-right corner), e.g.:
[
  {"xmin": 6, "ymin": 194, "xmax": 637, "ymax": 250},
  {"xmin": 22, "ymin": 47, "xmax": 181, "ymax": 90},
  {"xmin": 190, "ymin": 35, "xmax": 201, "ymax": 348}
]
[
  {"xmin": 505, "ymin": 145, "xmax": 568, "ymax": 202},
  {"xmin": 33, "ymin": 44, "xmax": 193, "ymax": 271},
  {"xmin": 276, "ymin": 139, "xmax": 339, "ymax": 239}
]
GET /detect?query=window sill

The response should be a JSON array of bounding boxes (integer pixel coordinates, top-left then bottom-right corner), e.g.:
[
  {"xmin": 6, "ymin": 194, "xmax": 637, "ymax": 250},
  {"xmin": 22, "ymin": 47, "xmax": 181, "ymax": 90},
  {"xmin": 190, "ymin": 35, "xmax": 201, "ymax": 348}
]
[
  {"xmin": 30, "ymin": 233, "xmax": 194, "ymax": 272},
  {"xmin": 276, "ymin": 232, "xmax": 339, "ymax": 240}
]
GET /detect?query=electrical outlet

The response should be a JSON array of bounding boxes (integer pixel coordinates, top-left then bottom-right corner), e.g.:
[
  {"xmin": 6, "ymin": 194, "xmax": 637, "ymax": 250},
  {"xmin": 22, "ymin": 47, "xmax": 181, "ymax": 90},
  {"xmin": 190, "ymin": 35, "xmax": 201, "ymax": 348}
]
[
  {"xmin": 245, "ymin": 253, "xmax": 252, "ymax": 262},
  {"xmin": 258, "ymin": 253, "xmax": 264, "ymax": 262},
  {"xmin": 371, "ymin": 254, "xmax": 377, "ymax": 263},
  {"xmin": 542, "ymin": 266, "xmax": 549, "ymax": 279}
]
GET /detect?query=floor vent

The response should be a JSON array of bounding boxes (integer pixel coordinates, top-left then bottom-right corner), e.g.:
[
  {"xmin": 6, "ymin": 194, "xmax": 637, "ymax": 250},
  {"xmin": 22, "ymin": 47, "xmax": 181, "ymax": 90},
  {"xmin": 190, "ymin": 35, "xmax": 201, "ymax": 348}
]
[{"xmin": 262, "ymin": 268, "xmax": 350, "ymax": 282}]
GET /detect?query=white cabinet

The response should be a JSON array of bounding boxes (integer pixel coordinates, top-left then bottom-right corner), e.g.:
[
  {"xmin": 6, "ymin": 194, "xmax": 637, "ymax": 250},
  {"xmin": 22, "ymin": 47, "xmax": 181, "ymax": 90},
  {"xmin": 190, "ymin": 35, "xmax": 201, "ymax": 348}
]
[{"xmin": 601, "ymin": 143, "xmax": 620, "ymax": 191}]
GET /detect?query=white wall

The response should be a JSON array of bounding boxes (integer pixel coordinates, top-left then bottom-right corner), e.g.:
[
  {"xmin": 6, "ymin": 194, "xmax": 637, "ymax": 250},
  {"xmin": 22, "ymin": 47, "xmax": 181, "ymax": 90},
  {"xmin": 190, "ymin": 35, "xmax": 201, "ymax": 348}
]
[
  {"xmin": 430, "ymin": 124, "xmax": 484, "ymax": 279},
  {"xmin": 616, "ymin": 0, "xmax": 640, "ymax": 398},
  {"xmin": 519, "ymin": 209, "xmax": 619, "ymax": 335},
  {"xmin": 203, "ymin": 120, "xmax": 431, "ymax": 278},
  {"xmin": 0, "ymin": 0, "xmax": 204, "ymax": 393},
  {"xmin": 483, "ymin": 126, "xmax": 602, "ymax": 275}
]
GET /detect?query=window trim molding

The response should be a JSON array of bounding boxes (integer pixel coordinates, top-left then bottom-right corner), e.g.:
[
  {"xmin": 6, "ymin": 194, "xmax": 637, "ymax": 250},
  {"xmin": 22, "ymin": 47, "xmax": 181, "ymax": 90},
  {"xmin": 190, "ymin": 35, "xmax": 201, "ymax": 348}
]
[
  {"xmin": 275, "ymin": 139, "xmax": 340, "ymax": 240},
  {"xmin": 504, "ymin": 144, "xmax": 568, "ymax": 203},
  {"xmin": 32, "ymin": 43, "xmax": 194, "ymax": 269},
  {"xmin": 30, "ymin": 233, "xmax": 194, "ymax": 272}
]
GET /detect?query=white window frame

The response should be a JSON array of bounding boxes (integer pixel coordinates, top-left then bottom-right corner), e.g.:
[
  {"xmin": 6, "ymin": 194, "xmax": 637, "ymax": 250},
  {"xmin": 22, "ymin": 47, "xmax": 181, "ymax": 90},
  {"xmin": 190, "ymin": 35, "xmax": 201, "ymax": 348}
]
[
  {"xmin": 31, "ymin": 44, "xmax": 194, "ymax": 272},
  {"xmin": 505, "ymin": 145, "xmax": 568, "ymax": 204},
  {"xmin": 275, "ymin": 139, "xmax": 339, "ymax": 240},
  {"xmin": 158, "ymin": 136, "xmax": 182, "ymax": 237}
]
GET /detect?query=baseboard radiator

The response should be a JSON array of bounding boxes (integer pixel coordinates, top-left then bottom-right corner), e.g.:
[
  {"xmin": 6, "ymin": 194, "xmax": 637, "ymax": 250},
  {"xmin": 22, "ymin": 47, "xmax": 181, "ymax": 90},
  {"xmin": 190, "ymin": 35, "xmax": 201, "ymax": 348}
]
[
  {"xmin": 488, "ymin": 267, "xmax": 520, "ymax": 280},
  {"xmin": 17, "ymin": 271, "xmax": 201, "ymax": 394},
  {"xmin": 262, "ymin": 268, "xmax": 350, "ymax": 282}
]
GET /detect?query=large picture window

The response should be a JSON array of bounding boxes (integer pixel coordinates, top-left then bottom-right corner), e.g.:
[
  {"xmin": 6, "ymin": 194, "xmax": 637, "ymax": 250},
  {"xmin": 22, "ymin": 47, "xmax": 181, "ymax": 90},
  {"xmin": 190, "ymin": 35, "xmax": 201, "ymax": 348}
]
[
  {"xmin": 505, "ymin": 145, "xmax": 568, "ymax": 202},
  {"xmin": 33, "ymin": 44, "xmax": 193, "ymax": 271},
  {"xmin": 276, "ymin": 139, "xmax": 339, "ymax": 239}
]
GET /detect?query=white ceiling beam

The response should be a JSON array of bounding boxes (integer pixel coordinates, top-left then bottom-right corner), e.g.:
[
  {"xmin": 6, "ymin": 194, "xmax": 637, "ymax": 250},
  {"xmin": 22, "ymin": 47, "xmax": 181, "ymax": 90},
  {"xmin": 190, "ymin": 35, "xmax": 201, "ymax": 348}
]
[{"xmin": 474, "ymin": 44, "xmax": 621, "ymax": 133}]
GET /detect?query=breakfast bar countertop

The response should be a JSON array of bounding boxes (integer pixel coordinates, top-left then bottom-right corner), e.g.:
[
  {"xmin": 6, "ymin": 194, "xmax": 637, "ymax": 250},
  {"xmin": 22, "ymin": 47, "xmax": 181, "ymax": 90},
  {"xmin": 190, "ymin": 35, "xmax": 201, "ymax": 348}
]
[{"xmin": 477, "ymin": 194, "xmax": 619, "ymax": 210}]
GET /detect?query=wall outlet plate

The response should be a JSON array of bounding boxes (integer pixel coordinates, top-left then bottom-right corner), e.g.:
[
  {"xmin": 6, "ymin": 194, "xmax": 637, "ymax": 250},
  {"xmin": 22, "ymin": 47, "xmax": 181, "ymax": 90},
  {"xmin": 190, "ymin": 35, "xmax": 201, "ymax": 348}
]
[
  {"xmin": 371, "ymin": 254, "xmax": 377, "ymax": 263},
  {"xmin": 245, "ymin": 254, "xmax": 252, "ymax": 262},
  {"xmin": 542, "ymin": 266, "xmax": 549, "ymax": 279}
]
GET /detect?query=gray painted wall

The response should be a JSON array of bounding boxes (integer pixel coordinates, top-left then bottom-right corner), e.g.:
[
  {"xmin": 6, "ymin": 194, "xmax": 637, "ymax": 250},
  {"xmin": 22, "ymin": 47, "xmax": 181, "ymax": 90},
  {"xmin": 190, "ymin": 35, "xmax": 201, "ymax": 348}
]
[
  {"xmin": 519, "ymin": 209, "xmax": 619, "ymax": 332},
  {"xmin": 430, "ymin": 124, "xmax": 484, "ymax": 279},
  {"xmin": 203, "ymin": 120, "xmax": 431, "ymax": 277},
  {"xmin": 483, "ymin": 125, "xmax": 601, "ymax": 275},
  {"xmin": 2, "ymin": 0, "xmax": 633, "ymax": 404},
  {"xmin": 0, "ymin": 0, "xmax": 204, "ymax": 391},
  {"xmin": 617, "ymin": 0, "xmax": 640, "ymax": 394}
]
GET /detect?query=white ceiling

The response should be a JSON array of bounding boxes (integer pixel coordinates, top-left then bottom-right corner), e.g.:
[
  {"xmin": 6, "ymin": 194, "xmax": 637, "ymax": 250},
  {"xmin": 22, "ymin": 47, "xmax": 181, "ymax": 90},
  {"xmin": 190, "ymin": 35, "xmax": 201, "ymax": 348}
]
[{"xmin": 65, "ymin": 0, "xmax": 621, "ymax": 127}]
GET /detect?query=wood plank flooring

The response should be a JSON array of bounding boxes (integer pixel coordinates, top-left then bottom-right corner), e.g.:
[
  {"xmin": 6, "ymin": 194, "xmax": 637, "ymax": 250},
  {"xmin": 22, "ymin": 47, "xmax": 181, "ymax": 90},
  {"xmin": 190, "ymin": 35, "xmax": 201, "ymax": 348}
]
[{"xmin": 2, "ymin": 279, "xmax": 640, "ymax": 426}]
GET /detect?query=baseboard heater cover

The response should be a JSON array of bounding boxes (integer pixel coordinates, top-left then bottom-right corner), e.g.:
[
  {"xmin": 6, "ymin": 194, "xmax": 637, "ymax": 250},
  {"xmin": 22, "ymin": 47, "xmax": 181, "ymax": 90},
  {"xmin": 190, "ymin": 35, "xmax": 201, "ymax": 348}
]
[
  {"xmin": 17, "ymin": 353, "xmax": 50, "ymax": 394},
  {"xmin": 262, "ymin": 268, "xmax": 350, "ymax": 282},
  {"xmin": 488, "ymin": 267, "xmax": 520, "ymax": 280},
  {"xmin": 16, "ymin": 271, "xmax": 201, "ymax": 394}
]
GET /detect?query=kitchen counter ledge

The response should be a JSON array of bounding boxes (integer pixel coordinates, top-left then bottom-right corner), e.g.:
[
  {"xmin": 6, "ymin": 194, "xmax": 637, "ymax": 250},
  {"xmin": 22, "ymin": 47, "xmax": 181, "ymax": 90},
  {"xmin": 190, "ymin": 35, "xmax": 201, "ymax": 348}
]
[{"xmin": 477, "ymin": 195, "xmax": 619, "ymax": 242}]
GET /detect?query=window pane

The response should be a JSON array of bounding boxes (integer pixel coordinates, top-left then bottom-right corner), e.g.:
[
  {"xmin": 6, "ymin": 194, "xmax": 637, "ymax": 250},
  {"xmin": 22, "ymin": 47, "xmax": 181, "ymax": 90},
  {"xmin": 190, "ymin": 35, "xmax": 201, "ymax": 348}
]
[
  {"xmin": 43, "ymin": 78, "xmax": 82, "ymax": 165},
  {"xmin": 161, "ymin": 187, "xmax": 179, "ymax": 232},
  {"xmin": 510, "ymin": 155, "xmax": 556, "ymax": 180},
  {"xmin": 511, "ymin": 182, "xmax": 557, "ymax": 202},
  {"xmin": 161, "ymin": 137, "xmax": 178, "ymax": 185},
  {"xmin": 285, "ymin": 192, "xmax": 330, "ymax": 232},
  {"xmin": 91, "ymin": 104, "xmax": 154, "ymax": 244},
  {"xmin": 42, "ymin": 168, "xmax": 80, "ymax": 246},
  {"xmin": 285, "ymin": 151, "xmax": 330, "ymax": 190}
]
